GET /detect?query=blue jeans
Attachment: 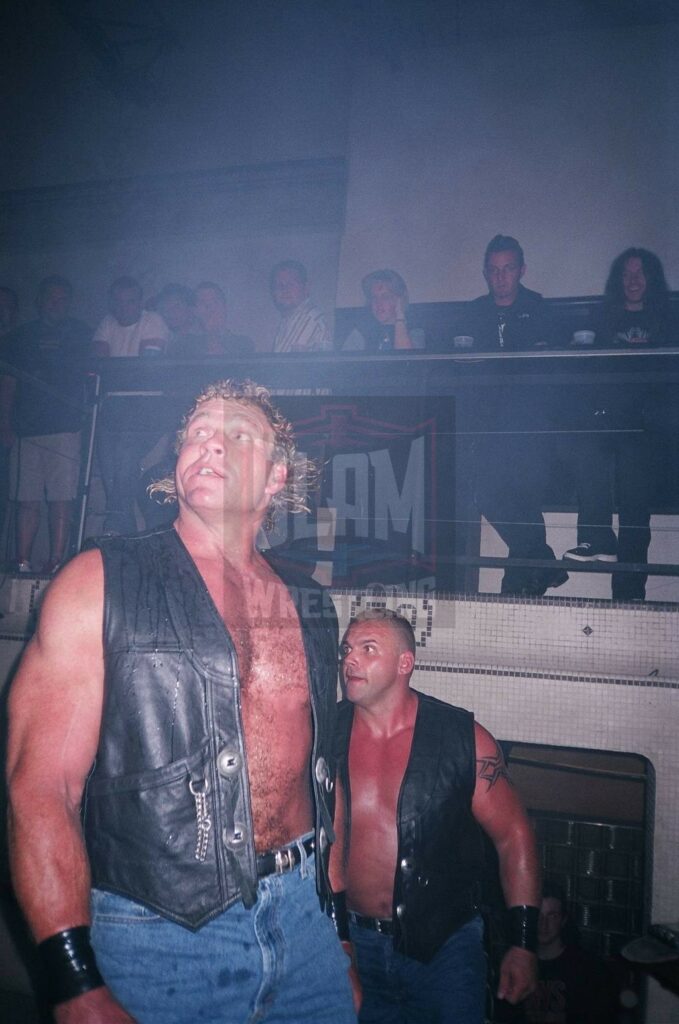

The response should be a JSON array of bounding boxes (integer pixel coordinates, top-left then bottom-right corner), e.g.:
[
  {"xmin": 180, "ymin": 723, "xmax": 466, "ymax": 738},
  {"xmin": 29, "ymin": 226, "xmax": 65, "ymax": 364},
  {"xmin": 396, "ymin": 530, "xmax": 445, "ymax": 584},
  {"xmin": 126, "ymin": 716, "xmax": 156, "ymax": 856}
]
[
  {"xmin": 350, "ymin": 915, "xmax": 486, "ymax": 1024},
  {"xmin": 90, "ymin": 851, "xmax": 356, "ymax": 1024}
]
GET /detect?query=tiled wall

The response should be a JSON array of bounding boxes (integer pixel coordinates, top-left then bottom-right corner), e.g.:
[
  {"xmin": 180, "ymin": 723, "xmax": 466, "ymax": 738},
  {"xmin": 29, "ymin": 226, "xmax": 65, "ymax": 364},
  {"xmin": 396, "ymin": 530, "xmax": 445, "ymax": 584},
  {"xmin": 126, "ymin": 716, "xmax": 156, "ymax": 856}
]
[{"xmin": 333, "ymin": 589, "xmax": 679, "ymax": 1024}]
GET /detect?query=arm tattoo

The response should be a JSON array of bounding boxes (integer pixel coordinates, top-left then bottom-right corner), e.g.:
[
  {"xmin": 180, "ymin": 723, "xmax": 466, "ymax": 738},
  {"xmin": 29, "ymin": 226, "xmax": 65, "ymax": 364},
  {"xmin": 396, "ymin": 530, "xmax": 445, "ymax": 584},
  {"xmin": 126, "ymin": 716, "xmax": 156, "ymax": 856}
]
[{"xmin": 477, "ymin": 744, "xmax": 513, "ymax": 791}]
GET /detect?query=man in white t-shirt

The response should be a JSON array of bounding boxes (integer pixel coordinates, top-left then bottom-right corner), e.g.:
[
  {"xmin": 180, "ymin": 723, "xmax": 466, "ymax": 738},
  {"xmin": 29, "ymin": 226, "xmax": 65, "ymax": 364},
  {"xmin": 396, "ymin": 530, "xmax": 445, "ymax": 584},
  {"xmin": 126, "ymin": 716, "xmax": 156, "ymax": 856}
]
[
  {"xmin": 93, "ymin": 277, "xmax": 168, "ymax": 357},
  {"xmin": 94, "ymin": 277, "xmax": 168, "ymax": 532}
]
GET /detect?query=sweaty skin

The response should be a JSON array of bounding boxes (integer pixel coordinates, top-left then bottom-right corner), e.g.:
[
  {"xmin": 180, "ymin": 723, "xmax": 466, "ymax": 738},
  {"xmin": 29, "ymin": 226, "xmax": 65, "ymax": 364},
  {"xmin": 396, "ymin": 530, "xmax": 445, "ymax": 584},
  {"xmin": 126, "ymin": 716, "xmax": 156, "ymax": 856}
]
[
  {"xmin": 338, "ymin": 618, "xmax": 539, "ymax": 1006},
  {"xmin": 187, "ymin": 547, "xmax": 313, "ymax": 850},
  {"xmin": 6, "ymin": 397, "xmax": 326, "ymax": 1023}
]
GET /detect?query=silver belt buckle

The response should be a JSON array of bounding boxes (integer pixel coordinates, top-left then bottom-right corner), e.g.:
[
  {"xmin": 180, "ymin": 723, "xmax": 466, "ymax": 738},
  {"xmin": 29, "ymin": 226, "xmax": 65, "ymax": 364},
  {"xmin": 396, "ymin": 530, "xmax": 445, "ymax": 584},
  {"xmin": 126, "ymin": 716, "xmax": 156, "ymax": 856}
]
[
  {"xmin": 275, "ymin": 847, "xmax": 292, "ymax": 874},
  {"xmin": 375, "ymin": 919, "xmax": 385, "ymax": 934}
]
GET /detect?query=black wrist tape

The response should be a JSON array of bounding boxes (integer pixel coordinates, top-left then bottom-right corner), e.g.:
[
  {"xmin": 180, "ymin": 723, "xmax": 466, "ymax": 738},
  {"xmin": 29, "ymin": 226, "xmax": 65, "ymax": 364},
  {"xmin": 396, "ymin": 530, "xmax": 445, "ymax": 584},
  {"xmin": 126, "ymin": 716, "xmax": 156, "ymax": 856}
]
[
  {"xmin": 506, "ymin": 905, "xmax": 539, "ymax": 953},
  {"xmin": 329, "ymin": 891, "xmax": 350, "ymax": 942},
  {"xmin": 38, "ymin": 926, "xmax": 104, "ymax": 1006}
]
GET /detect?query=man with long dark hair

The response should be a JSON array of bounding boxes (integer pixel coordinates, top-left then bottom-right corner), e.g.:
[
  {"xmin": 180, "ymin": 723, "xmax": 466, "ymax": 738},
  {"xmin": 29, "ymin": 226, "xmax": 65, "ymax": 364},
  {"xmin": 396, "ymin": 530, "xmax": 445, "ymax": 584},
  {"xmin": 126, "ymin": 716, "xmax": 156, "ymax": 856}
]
[{"xmin": 562, "ymin": 248, "xmax": 674, "ymax": 598}]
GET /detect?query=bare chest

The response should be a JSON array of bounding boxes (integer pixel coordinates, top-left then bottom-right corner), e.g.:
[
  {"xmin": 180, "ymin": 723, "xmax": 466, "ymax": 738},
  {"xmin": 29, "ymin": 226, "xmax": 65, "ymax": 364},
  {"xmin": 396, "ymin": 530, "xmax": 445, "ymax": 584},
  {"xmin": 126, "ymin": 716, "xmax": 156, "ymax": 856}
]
[
  {"xmin": 199, "ymin": 561, "xmax": 307, "ymax": 680},
  {"xmin": 349, "ymin": 725, "xmax": 415, "ymax": 825},
  {"xmin": 198, "ymin": 560, "xmax": 314, "ymax": 846}
]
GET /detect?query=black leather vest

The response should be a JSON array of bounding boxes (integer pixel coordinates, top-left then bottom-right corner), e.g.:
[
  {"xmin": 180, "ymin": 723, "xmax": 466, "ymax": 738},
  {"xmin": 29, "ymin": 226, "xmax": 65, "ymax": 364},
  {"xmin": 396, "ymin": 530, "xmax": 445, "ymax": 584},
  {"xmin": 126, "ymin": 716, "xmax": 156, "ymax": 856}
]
[
  {"xmin": 336, "ymin": 690, "xmax": 482, "ymax": 962},
  {"xmin": 84, "ymin": 528, "xmax": 339, "ymax": 930}
]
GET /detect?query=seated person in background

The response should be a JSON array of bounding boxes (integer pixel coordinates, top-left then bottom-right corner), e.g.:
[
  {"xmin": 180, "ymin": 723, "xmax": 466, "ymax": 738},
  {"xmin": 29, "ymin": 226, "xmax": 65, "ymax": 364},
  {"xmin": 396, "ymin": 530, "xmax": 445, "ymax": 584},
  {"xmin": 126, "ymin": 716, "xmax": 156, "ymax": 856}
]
[
  {"xmin": 592, "ymin": 247, "xmax": 674, "ymax": 347},
  {"xmin": 460, "ymin": 236, "xmax": 566, "ymax": 596},
  {"xmin": 153, "ymin": 283, "xmax": 202, "ymax": 345},
  {"xmin": 270, "ymin": 260, "xmax": 332, "ymax": 352},
  {"xmin": 0, "ymin": 275, "xmax": 91, "ymax": 573},
  {"xmin": 342, "ymin": 269, "xmax": 425, "ymax": 351},
  {"xmin": 172, "ymin": 281, "xmax": 253, "ymax": 358},
  {"xmin": 457, "ymin": 235, "xmax": 557, "ymax": 351},
  {"xmin": 523, "ymin": 883, "xmax": 618, "ymax": 1024},
  {"xmin": 561, "ymin": 248, "xmax": 673, "ymax": 599},
  {"xmin": 93, "ymin": 276, "xmax": 168, "ymax": 357}
]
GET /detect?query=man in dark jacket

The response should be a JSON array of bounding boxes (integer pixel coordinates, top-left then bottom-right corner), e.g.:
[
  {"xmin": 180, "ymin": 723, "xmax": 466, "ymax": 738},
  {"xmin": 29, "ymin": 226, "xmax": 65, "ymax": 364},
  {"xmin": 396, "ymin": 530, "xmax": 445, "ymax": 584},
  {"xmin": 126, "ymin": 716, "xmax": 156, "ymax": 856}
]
[
  {"xmin": 7, "ymin": 381, "xmax": 357, "ymax": 1023},
  {"xmin": 333, "ymin": 609, "xmax": 540, "ymax": 1023},
  {"xmin": 457, "ymin": 236, "xmax": 566, "ymax": 596}
]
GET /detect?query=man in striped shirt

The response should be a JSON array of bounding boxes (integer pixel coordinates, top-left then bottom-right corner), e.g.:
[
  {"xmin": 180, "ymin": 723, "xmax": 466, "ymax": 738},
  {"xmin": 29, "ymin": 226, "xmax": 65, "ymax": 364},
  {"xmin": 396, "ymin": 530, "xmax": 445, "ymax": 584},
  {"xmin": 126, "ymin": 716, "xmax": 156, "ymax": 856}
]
[{"xmin": 270, "ymin": 260, "xmax": 332, "ymax": 353}]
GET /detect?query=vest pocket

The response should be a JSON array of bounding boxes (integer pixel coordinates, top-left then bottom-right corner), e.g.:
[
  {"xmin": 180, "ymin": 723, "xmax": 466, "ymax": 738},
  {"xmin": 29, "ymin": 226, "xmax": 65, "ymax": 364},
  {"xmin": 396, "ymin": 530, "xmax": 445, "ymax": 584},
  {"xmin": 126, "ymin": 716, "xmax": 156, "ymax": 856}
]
[{"xmin": 85, "ymin": 744, "xmax": 229, "ymax": 927}]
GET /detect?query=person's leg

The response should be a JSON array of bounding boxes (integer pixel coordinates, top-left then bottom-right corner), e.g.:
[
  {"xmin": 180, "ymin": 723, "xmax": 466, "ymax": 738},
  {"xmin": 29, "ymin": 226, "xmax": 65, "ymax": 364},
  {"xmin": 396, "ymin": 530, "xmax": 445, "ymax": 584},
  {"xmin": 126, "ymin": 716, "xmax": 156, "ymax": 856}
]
[
  {"xmin": 475, "ymin": 438, "xmax": 548, "ymax": 557},
  {"xmin": 98, "ymin": 429, "xmax": 147, "ymax": 535},
  {"xmin": 10, "ymin": 436, "xmax": 44, "ymax": 567},
  {"xmin": 91, "ymin": 850, "xmax": 355, "ymax": 1024},
  {"xmin": 398, "ymin": 916, "xmax": 486, "ymax": 1024},
  {"xmin": 475, "ymin": 437, "xmax": 566, "ymax": 595},
  {"xmin": 91, "ymin": 888, "xmax": 262, "ymax": 1023},
  {"xmin": 255, "ymin": 851, "xmax": 356, "ymax": 1024},
  {"xmin": 350, "ymin": 923, "xmax": 406, "ymax": 1023},
  {"xmin": 351, "ymin": 916, "xmax": 486, "ymax": 1024},
  {"xmin": 15, "ymin": 501, "xmax": 40, "ymax": 564},
  {"xmin": 42, "ymin": 431, "xmax": 80, "ymax": 569},
  {"xmin": 564, "ymin": 434, "xmax": 617, "ymax": 557},
  {"xmin": 46, "ymin": 500, "xmax": 73, "ymax": 568},
  {"xmin": 612, "ymin": 436, "xmax": 652, "ymax": 601}
]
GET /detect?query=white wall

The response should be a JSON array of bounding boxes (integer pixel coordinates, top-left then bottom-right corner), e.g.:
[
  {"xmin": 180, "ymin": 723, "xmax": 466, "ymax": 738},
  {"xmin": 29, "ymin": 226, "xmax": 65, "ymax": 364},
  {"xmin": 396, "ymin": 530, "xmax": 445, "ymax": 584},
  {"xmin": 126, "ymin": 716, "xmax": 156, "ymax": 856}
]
[
  {"xmin": 3, "ymin": 16, "xmax": 678, "ymax": 323},
  {"xmin": 337, "ymin": 24, "xmax": 679, "ymax": 305}
]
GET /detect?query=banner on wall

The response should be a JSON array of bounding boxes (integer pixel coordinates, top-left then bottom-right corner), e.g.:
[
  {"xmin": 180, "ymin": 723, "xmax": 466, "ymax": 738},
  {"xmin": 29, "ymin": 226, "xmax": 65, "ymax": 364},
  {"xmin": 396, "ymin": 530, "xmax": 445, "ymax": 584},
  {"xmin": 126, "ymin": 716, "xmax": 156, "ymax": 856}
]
[{"xmin": 267, "ymin": 395, "xmax": 456, "ymax": 593}]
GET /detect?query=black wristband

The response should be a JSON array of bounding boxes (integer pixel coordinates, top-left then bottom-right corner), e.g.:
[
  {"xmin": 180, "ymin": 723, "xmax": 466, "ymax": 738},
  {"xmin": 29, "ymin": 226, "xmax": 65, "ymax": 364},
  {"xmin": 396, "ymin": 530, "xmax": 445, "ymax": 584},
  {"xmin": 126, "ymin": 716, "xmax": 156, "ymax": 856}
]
[
  {"xmin": 506, "ymin": 905, "xmax": 539, "ymax": 953},
  {"xmin": 328, "ymin": 890, "xmax": 350, "ymax": 942},
  {"xmin": 38, "ymin": 926, "xmax": 105, "ymax": 1006}
]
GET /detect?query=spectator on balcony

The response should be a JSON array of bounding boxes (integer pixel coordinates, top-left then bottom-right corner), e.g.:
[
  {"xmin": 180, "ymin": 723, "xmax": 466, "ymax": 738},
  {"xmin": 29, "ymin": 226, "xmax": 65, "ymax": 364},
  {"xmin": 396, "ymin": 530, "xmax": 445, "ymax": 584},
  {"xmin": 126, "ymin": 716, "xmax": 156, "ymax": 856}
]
[
  {"xmin": 342, "ymin": 269, "xmax": 425, "ymax": 352},
  {"xmin": 93, "ymin": 276, "xmax": 168, "ymax": 358},
  {"xmin": 171, "ymin": 281, "xmax": 253, "ymax": 358},
  {"xmin": 562, "ymin": 248, "xmax": 674, "ymax": 600},
  {"xmin": 153, "ymin": 283, "xmax": 202, "ymax": 346},
  {"xmin": 457, "ymin": 235, "xmax": 558, "ymax": 352},
  {"xmin": 592, "ymin": 247, "xmax": 674, "ymax": 348},
  {"xmin": 270, "ymin": 260, "xmax": 332, "ymax": 353},
  {"xmin": 0, "ymin": 276, "xmax": 91, "ymax": 573},
  {"xmin": 460, "ymin": 236, "xmax": 566, "ymax": 596}
]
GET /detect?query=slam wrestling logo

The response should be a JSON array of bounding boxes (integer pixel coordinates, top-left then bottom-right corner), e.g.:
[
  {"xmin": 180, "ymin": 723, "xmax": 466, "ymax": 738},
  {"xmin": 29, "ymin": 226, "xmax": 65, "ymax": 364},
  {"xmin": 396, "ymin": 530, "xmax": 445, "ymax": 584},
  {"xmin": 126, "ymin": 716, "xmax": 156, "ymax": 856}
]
[{"xmin": 267, "ymin": 396, "xmax": 456, "ymax": 594}]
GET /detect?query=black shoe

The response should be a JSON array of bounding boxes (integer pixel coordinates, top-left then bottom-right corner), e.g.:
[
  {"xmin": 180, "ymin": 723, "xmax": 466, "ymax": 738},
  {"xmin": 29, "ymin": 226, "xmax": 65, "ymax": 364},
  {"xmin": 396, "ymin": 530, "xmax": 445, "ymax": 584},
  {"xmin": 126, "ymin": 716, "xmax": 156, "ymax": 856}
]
[
  {"xmin": 518, "ymin": 566, "xmax": 569, "ymax": 597},
  {"xmin": 501, "ymin": 567, "xmax": 569, "ymax": 597},
  {"xmin": 564, "ymin": 542, "xmax": 617, "ymax": 562}
]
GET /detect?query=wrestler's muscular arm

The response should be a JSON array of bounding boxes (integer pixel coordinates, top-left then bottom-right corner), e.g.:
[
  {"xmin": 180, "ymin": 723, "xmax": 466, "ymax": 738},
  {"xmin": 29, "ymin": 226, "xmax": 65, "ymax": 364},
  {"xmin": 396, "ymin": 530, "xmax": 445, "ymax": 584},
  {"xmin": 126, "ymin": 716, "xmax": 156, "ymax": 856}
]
[
  {"xmin": 6, "ymin": 551, "xmax": 135, "ymax": 1023},
  {"xmin": 471, "ymin": 723, "xmax": 540, "ymax": 1005}
]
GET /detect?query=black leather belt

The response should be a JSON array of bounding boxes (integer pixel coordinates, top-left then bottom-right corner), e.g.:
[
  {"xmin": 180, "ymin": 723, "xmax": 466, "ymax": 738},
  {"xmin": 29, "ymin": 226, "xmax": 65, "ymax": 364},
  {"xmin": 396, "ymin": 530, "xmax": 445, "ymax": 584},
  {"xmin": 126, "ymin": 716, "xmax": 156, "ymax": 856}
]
[
  {"xmin": 348, "ymin": 910, "xmax": 394, "ymax": 935},
  {"xmin": 256, "ymin": 836, "xmax": 315, "ymax": 878}
]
